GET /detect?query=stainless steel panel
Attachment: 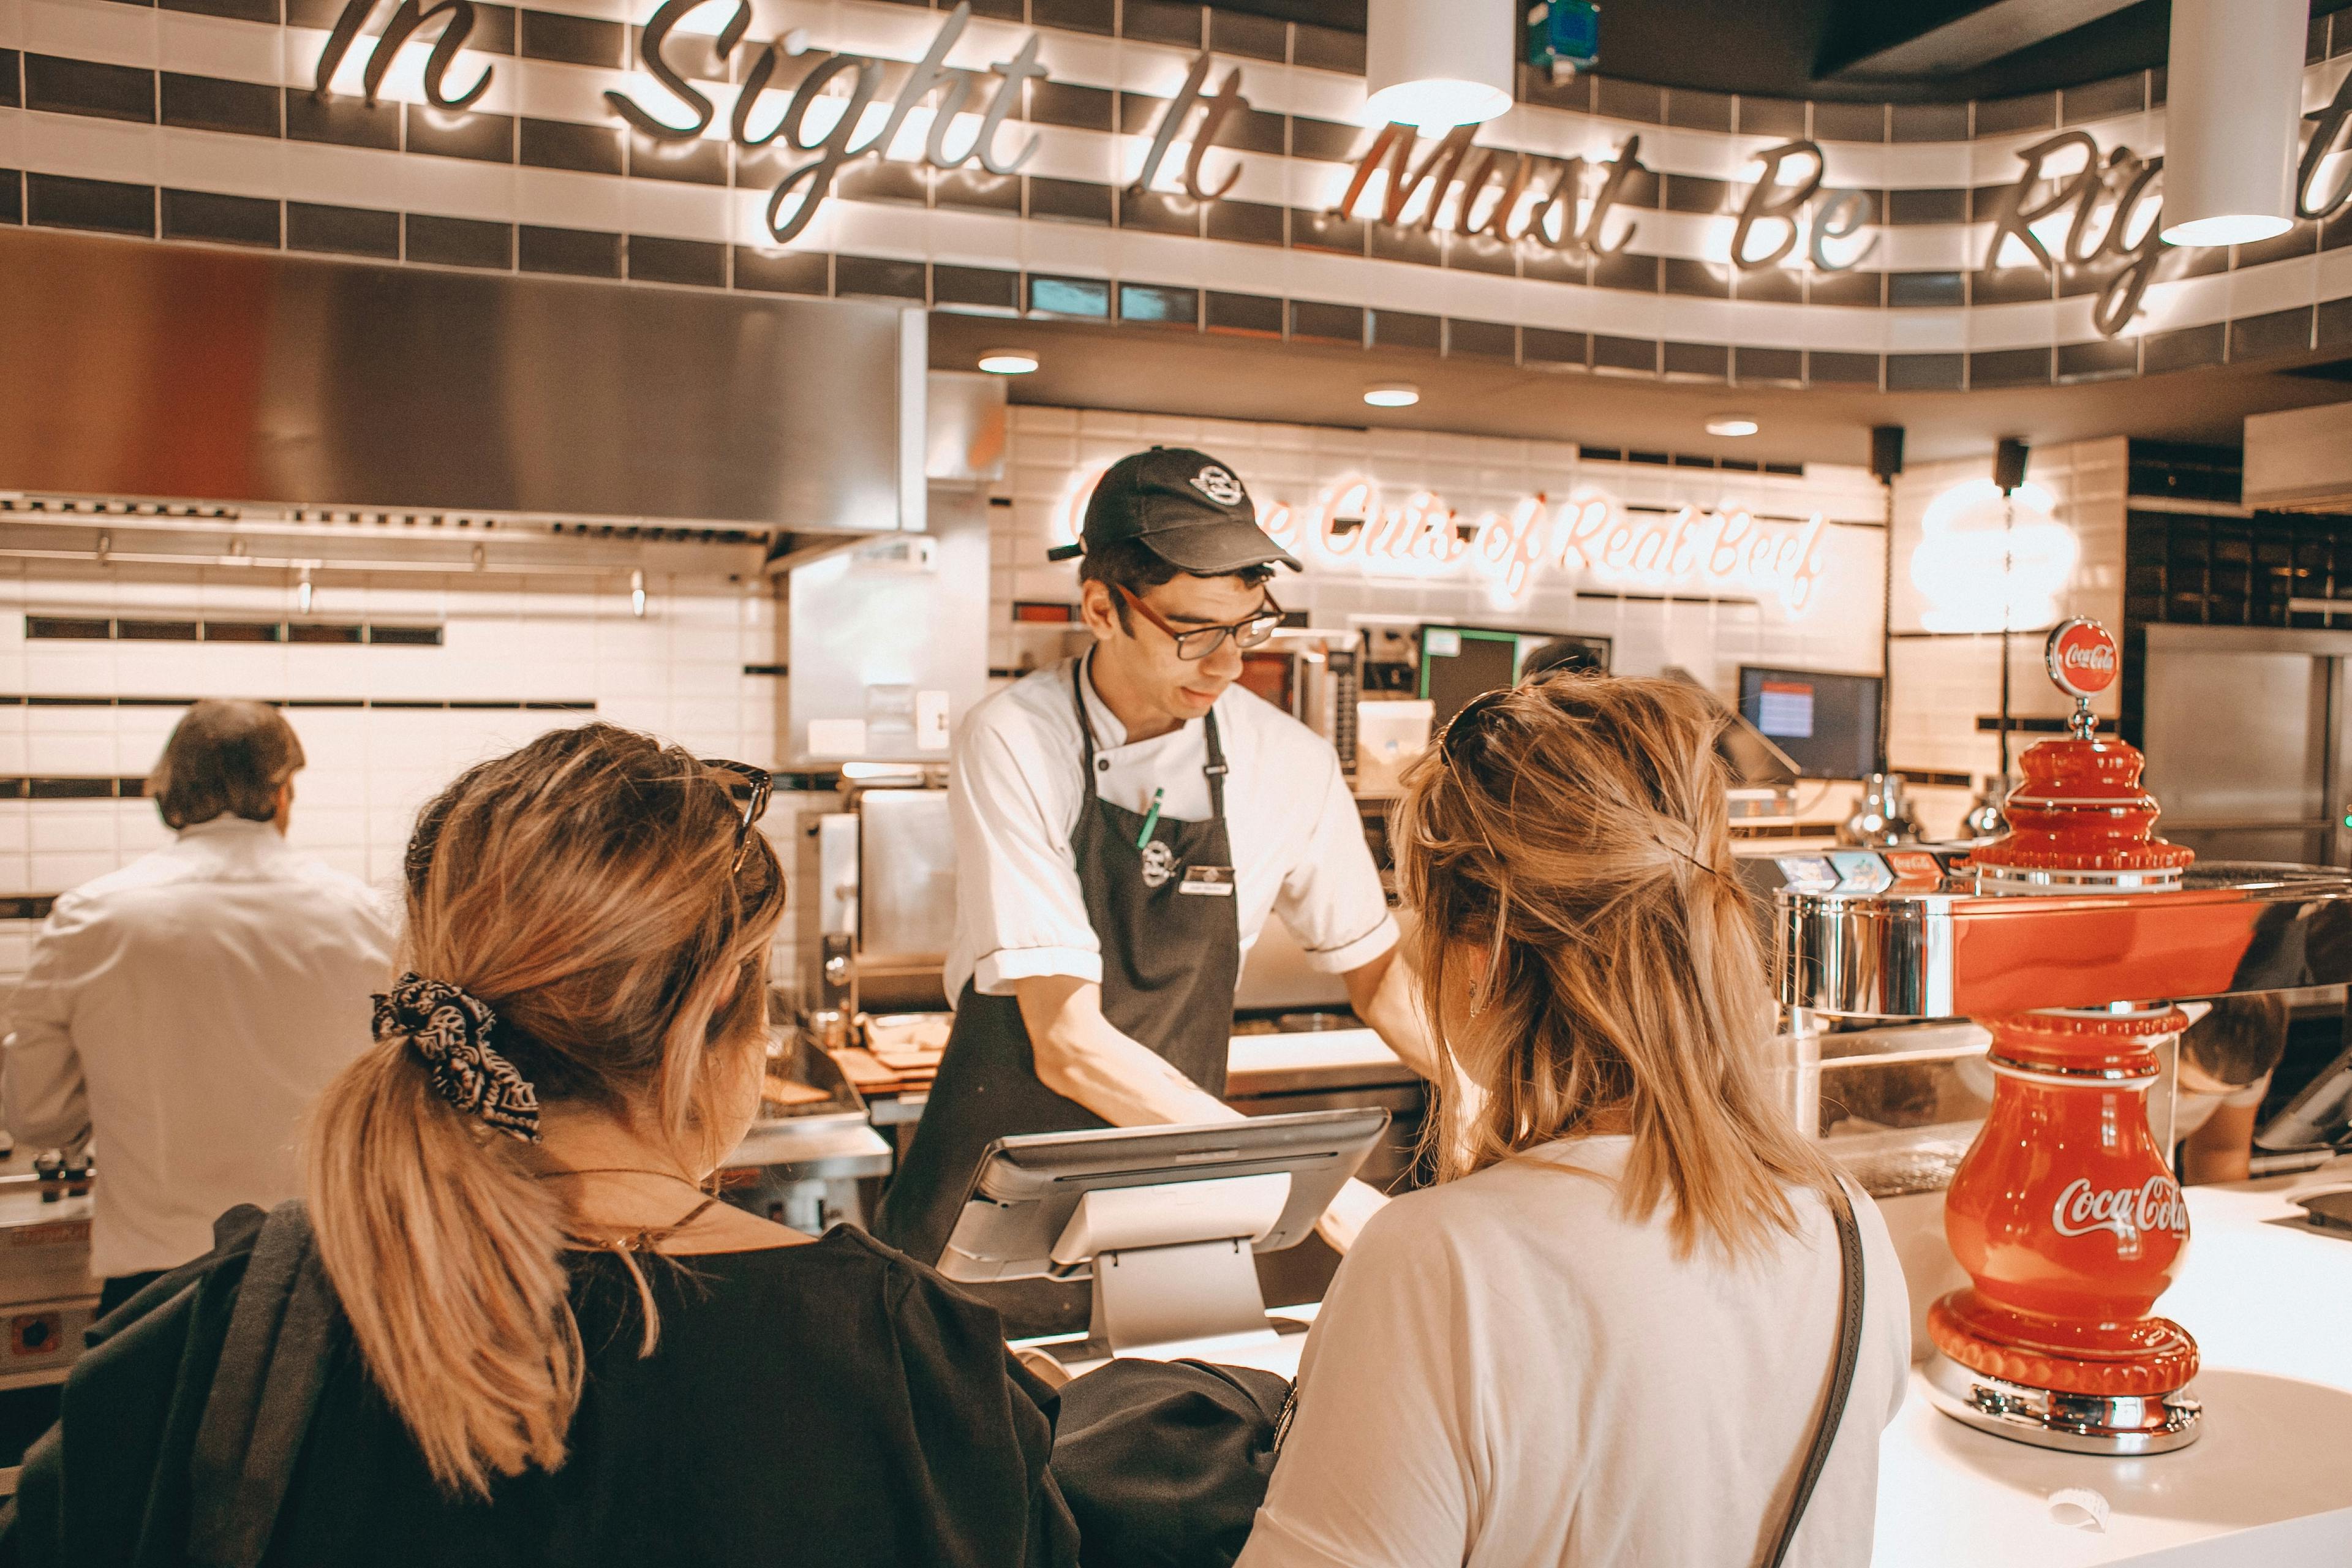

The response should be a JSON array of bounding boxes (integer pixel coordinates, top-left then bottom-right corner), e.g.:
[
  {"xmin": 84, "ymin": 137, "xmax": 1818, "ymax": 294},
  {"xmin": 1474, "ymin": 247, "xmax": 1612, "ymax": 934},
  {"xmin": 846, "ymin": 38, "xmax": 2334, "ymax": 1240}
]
[
  {"xmin": 1778, "ymin": 862, "xmax": 2352, "ymax": 1017},
  {"xmin": 787, "ymin": 486, "xmax": 989, "ymax": 764},
  {"xmin": 924, "ymin": 371, "xmax": 1009, "ymax": 482},
  {"xmin": 2141, "ymin": 649, "xmax": 2326, "ymax": 825},
  {"xmin": 2166, "ymin": 824, "xmax": 2332, "ymax": 865},
  {"xmin": 0, "ymin": 229, "xmax": 918, "ymax": 533},
  {"xmin": 859, "ymin": 789, "xmax": 956, "ymax": 968}
]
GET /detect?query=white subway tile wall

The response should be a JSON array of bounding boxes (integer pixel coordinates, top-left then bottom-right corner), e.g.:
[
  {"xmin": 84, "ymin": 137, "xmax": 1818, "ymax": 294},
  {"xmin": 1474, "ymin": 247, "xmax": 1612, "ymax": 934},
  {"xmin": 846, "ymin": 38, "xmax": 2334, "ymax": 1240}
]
[
  {"xmin": 0, "ymin": 563, "xmax": 788, "ymax": 989},
  {"xmin": 1885, "ymin": 437, "xmax": 2128, "ymax": 788}
]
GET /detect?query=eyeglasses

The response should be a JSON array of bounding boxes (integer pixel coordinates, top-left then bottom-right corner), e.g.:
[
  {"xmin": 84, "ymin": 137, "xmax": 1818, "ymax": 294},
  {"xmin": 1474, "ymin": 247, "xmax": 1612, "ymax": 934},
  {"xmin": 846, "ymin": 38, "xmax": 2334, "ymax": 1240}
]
[
  {"xmin": 1114, "ymin": 585, "xmax": 1284, "ymax": 662},
  {"xmin": 701, "ymin": 758, "xmax": 773, "ymax": 873},
  {"xmin": 1439, "ymin": 688, "xmax": 1510, "ymax": 766}
]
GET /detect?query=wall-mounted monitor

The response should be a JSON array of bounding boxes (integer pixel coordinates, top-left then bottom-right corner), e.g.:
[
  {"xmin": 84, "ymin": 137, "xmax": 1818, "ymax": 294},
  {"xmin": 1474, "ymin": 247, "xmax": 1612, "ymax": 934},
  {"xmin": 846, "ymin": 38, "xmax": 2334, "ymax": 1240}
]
[
  {"xmin": 1736, "ymin": 666, "xmax": 1884, "ymax": 780},
  {"xmin": 1418, "ymin": 627, "xmax": 1613, "ymax": 732}
]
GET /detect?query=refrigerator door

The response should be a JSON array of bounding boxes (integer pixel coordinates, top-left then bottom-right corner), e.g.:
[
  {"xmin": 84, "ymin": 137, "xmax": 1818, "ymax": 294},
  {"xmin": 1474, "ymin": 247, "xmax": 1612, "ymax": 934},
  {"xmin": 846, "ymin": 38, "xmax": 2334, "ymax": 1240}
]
[{"xmin": 2141, "ymin": 627, "xmax": 2339, "ymax": 866}]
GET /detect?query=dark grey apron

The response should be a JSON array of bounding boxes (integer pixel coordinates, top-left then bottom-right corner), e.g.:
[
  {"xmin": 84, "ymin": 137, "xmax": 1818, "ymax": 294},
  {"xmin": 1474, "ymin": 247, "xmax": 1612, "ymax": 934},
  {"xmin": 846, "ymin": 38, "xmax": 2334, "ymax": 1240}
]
[{"xmin": 875, "ymin": 658, "xmax": 1243, "ymax": 1329}]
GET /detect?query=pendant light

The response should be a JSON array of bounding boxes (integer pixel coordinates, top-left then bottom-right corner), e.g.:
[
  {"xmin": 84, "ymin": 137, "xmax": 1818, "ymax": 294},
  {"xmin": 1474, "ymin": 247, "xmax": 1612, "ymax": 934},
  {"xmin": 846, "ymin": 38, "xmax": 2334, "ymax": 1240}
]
[
  {"xmin": 1364, "ymin": 0, "xmax": 1513, "ymax": 130},
  {"xmin": 2158, "ymin": 0, "xmax": 2305, "ymax": 247}
]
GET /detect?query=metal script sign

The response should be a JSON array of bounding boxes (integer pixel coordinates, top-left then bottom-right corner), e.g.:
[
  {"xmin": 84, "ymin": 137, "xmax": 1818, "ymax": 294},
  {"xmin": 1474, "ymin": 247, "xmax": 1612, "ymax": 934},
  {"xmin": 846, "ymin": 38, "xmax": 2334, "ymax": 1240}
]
[{"xmin": 310, "ymin": 0, "xmax": 2350, "ymax": 340}]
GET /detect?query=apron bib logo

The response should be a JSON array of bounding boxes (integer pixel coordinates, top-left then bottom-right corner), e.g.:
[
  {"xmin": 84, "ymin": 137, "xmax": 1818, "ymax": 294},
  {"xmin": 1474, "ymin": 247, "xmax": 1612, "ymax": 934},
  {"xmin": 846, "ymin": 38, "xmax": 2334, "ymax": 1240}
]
[{"xmin": 1140, "ymin": 840, "xmax": 1177, "ymax": 888}]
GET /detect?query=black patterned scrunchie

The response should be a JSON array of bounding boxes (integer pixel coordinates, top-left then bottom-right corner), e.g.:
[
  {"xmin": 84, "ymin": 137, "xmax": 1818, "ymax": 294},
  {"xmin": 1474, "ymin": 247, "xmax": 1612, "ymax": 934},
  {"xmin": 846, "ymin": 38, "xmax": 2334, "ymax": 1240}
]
[{"xmin": 371, "ymin": 973, "xmax": 541, "ymax": 1143}]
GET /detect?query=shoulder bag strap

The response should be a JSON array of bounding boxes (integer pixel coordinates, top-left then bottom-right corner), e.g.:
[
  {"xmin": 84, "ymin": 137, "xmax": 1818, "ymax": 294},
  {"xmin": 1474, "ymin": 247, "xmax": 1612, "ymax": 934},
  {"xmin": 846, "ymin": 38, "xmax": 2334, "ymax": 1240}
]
[
  {"xmin": 187, "ymin": 1199, "xmax": 340, "ymax": 1568},
  {"xmin": 1761, "ymin": 1178, "xmax": 1868, "ymax": 1568}
]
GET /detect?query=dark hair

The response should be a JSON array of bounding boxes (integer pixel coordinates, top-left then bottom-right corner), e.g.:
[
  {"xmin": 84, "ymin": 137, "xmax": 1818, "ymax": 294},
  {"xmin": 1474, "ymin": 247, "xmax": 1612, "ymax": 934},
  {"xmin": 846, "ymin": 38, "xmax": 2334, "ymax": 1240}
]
[
  {"xmin": 2182, "ymin": 995, "xmax": 2288, "ymax": 1088},
  {"xmin": 149, "ymin": 699, "xmax": 305, "ymax": 829},
  {"xmin": 1079, "ymin": 538, "xmax": 1275, "ymax": 633},
  {"xmin": 1521, "ymin": 639, "xmax": 1608, "ymax": 681}
]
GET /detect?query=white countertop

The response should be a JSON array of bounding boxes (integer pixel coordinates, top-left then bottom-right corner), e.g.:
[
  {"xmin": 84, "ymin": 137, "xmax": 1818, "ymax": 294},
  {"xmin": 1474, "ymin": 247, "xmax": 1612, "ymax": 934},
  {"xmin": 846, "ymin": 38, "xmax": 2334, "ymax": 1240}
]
[
  {"xmin": 1872, "ymin": 1179, "xmax": 2352, "ymax": 1567},
  {"xmin": 1041, "ymin": 1175, "xmax": 2352, "ymax": 1566},
  {"xmin": 1225, "ymin": 1028, "xmax": 1400, "ymax": 1076}
]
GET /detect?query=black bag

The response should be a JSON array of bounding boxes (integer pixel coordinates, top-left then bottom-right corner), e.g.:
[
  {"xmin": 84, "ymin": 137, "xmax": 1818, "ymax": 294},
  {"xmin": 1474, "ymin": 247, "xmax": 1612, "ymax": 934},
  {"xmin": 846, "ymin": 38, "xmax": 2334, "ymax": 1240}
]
[
  {"xmin": 0, "ymin": 1201, "xmax": 336, "ymax": 1568},
  {"xmin": 1049, "ymin": 1358, "xmax": 1289, "ymax": 1568}
]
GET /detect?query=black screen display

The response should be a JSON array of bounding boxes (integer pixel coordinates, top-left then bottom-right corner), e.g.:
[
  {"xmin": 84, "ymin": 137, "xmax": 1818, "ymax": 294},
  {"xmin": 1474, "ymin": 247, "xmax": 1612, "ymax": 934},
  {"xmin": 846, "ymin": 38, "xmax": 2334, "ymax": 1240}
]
[
  {"xmin": 1737, "ymin": 666, "xmax": 1883, "ymax": 779},
  {"xmin": 1419, "ymin": 627, "xmax": 1612, "ymax": 732}
]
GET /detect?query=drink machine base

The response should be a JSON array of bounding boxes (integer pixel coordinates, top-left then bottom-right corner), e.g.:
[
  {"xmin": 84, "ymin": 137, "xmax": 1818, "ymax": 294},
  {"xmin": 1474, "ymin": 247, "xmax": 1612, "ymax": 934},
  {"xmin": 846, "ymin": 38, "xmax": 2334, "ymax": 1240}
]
[
  {"xmin": 1774, "ymin": 619, "xmax": 2352, "ymax": 1458},
  {"xmin": 1920, "ymin": 1354, "xmax": 2201, "ymax": 1456}
]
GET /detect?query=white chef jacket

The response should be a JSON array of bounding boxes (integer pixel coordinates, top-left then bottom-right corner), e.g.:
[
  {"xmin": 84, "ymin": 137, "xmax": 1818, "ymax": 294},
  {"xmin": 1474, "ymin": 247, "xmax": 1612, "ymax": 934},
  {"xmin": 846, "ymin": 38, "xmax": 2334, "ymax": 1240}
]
[
  {"xmin": 2, "ymin": 817, "xmax": 396, "ymax": 1278},
  {"xmin": 945, "ymin": 657, "xmax": 1398, "ymax": 1003}
]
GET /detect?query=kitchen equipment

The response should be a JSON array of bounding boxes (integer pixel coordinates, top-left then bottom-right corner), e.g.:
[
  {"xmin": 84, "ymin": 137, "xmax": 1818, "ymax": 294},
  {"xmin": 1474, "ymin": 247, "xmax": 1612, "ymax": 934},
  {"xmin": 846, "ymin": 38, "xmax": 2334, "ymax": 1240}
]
[
  {"xmin": 794, "ymin": 785, "xmax": 957, "ymax": 1031},
  {"xmin": 1354, "ymin": 700, "xmax": 1433, "ymax": 797},
  {"xmin": 0, "ymin": 1177, "xmax": 99, "ymax": 1395},
  {"xmin": 723, "ymin": 1027, "xmax": 892, "ymax": 1233},
  {"xmin": 1776, "ymin": 619, "xmax": 2352, "ymax": 1457},
  {"xmin": 1960, "ymin": 774, "xmax": 2011, "ymax": 839},
  {"xmin": 1240, "ymin": 629, "xmax": 1362, "ymax": 777},
  {"xmin": 2138, "ymin": 623, "xmax": 2352, "ymax": 867},
  {"xmin": 1840, "ymin": 772, "xmax": 1923, "ymax": 846}
]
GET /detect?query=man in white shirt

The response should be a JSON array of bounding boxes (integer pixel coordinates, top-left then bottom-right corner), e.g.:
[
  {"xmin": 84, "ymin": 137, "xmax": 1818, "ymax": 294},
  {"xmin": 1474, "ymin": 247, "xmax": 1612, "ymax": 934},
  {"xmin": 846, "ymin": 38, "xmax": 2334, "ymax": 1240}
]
[
  {"xmin": 873, "ymin": 448, "xmax": 1438, "ymax": 1313},
  {"xmin": 3, "ymin": 699, "xmax": 394, "ymax": 1312}
]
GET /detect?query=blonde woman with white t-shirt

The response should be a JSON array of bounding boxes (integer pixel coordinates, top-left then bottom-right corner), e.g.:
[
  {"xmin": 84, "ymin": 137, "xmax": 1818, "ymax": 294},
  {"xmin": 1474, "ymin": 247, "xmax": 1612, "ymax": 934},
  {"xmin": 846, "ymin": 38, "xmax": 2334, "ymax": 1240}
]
[{"xmin": 1237, "ymin": 676, "xmax": 1911, "ymax": 1568}]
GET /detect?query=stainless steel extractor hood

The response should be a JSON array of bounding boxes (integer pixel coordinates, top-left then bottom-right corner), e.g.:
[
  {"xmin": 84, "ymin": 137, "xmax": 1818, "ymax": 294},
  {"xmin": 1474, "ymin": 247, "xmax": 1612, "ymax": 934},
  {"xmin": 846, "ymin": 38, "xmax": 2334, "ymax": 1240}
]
[{"xmin": 0, "ymin": 229, "xmax": 924, "ymax": 565}]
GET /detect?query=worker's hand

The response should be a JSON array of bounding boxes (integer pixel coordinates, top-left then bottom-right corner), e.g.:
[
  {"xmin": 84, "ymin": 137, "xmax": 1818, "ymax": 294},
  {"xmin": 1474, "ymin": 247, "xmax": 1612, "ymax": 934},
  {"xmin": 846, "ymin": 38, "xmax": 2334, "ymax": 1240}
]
[{"xmin": 1314, "ymin": 1176, "xmax": 1390, "ymax": 1256}]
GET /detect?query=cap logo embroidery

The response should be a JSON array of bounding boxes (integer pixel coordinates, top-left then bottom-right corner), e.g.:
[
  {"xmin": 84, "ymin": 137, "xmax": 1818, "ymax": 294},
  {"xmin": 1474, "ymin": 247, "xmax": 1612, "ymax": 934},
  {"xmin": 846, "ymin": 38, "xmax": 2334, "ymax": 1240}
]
[{"xmin": 1190, "ymin": 466, "xmax": 1245, "ymax": 507}]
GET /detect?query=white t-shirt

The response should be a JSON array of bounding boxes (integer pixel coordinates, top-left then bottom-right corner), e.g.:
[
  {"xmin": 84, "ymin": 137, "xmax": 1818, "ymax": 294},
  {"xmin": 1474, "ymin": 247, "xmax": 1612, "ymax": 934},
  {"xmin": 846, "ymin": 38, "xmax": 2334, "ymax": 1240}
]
[
  {"xmin": 1, "ymin": 819, "xmax": 395, "ymax": 1277},
  {"xmin": 1238, "ymin": 1136, "xmax": 1912, "ymax": 1568},
  {"xmin": 944, "ymin": 657, "xmax": 1397, "ymax": 1001}
]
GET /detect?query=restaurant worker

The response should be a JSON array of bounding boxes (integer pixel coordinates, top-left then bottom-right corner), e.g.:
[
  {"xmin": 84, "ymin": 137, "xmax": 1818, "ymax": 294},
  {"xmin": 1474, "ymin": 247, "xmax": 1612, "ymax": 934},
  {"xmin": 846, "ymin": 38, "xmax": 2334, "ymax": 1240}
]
[
  {"xmin": 1, "ymin": 700, "xmax": 393, "ymax": 1313},
  {"xmin": 875, "ymin": 448, "xmax": 1435, "ymax": 1286}
]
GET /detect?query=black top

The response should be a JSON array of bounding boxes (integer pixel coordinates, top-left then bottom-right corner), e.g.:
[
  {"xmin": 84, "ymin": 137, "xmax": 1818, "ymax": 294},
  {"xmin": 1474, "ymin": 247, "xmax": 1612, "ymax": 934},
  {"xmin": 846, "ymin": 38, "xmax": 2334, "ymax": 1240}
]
[{"xmin": 7, "ymin": 1223, "xmax": 1079, "ymax": 1568}]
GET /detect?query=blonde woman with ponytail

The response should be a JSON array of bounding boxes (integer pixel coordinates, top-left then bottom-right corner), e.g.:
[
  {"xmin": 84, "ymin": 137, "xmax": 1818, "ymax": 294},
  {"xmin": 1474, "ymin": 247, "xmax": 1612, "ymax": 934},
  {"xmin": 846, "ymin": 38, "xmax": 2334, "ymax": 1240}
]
[
  {"xmin": 1238, "ymin": 677, "xmax": 1910, "ymax": 1568},
  {"xmin": 9, "ymin": 724, "xmax": 1079, "ymax": 1568}
]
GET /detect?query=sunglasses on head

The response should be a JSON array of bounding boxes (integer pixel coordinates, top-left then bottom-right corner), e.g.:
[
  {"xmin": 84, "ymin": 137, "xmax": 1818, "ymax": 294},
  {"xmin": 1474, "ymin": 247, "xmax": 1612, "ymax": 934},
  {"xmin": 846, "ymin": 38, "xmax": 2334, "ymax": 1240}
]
[
  {"xmin": 404, "ymin": 755, "xmax": 774, "ymax": 891},
  {"xmin": 701, "ymin": 758, "xmax": 774, "ymax": 875},
  {"xmin": 1440, "ymin": 688, "xmax": 1511, "ymax": 767}
]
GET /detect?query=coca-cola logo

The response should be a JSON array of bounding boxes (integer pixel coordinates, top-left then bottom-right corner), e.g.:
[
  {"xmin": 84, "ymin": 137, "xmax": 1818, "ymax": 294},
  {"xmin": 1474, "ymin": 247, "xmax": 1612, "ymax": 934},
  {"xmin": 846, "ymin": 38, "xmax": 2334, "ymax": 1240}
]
[
  {"xmin": 2046, "ymin": 618, "xmax": 2120, "ymax": 699},
  {"xmin": 2060, "ymin": 643, "xmax": 2115, "ymax": 673},
  {"xmin": 2050, "ymin": 1175, "xmax": 2189, "ymax": 1241}
]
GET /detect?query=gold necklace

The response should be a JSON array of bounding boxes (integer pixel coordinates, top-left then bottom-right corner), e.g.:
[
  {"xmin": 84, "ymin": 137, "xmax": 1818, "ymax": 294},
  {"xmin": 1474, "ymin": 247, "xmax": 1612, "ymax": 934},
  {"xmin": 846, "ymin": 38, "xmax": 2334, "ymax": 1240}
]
[{"xmin": 537, "ymin": 1166, "xmax": 721, "ymax": 1252}]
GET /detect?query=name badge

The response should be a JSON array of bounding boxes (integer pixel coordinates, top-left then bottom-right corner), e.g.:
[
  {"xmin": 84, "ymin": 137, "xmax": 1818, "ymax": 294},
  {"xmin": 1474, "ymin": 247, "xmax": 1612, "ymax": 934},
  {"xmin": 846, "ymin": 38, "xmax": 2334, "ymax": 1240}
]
[{"xmin": 1178, "ymin": 865, "xmax": 1235, "ymax": 897}]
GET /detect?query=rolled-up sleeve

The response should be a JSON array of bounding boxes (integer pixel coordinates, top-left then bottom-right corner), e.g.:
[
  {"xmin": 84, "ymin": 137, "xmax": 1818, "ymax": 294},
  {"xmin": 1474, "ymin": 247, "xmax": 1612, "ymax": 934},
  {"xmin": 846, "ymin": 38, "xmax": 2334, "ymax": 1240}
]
[
  {"xmin": 953, "ymin": 720, "xmax": 1101, "ymax": 995},
  {"xmin": 1276, "ymin": 753, "xmax": 1398, "ymax": 974},
  {"xmin": 2, "ymin": 894, "xmax": 98, "ymax": 1150}
]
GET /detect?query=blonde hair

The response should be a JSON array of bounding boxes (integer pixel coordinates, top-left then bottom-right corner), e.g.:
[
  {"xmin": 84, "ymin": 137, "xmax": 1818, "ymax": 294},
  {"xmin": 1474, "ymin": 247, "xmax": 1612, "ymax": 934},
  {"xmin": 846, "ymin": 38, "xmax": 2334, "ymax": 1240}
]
[
  {"xmin": 1392, "ymin": 674, "xmax": 1834, "ymax": 1257},
  {"xmin": 304, "ymin": 723, "xmax": 786, "ymax": 1498}
]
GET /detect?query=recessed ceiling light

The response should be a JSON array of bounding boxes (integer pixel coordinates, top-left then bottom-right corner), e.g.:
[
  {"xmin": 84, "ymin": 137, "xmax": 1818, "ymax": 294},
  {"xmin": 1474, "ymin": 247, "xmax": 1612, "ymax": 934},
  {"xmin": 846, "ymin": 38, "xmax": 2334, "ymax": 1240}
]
[
  {"xmin": 978, "ymin": 349, "xmax": 1039, "ymax": 375},
  {"xmin": 1706, "ymin": 414, "xmax": 1760, "ymax": 437},
  {"xmin": 1363, "ymin": 383, "xmax": 1421, "ymax": 409}
]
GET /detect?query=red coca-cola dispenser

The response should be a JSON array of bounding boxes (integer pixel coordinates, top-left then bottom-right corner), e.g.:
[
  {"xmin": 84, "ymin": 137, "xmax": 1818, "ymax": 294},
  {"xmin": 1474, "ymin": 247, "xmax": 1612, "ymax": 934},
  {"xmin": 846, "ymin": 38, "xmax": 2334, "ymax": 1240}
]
[{"xmin": 1778, "ymin": 618, "xmax": 2352, "ymax": 1455}]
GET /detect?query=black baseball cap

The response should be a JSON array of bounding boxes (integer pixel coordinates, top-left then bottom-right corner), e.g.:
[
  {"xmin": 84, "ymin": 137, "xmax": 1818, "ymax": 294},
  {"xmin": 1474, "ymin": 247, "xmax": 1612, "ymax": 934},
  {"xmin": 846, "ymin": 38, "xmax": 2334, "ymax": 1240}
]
[{"xmin": 1046, "ymin": 447, "xmax": 1302, "ymax": 573}]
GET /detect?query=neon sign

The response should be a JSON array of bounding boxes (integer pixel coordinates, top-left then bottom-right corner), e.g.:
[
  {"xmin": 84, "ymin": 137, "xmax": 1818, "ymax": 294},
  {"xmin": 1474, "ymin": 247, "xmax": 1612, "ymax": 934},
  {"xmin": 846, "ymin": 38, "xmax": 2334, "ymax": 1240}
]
[
  {"xmin": 1909, "ymin": 479, "xmax": 2078, "ymax": 634},
  {"xmin": 1055, "ymin": 468, "xmax": 1828, "ymax": 613}
]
